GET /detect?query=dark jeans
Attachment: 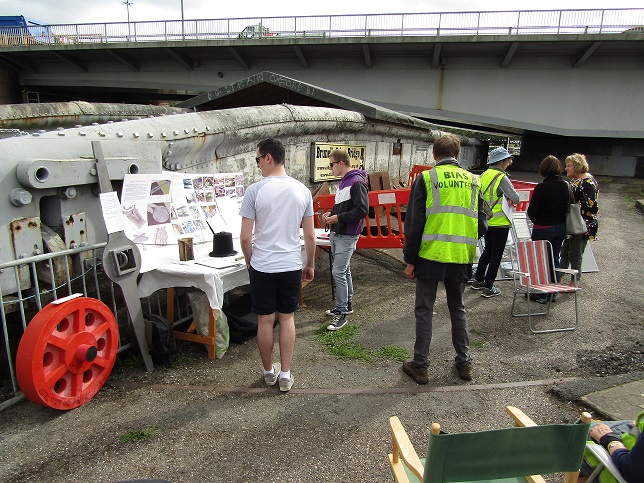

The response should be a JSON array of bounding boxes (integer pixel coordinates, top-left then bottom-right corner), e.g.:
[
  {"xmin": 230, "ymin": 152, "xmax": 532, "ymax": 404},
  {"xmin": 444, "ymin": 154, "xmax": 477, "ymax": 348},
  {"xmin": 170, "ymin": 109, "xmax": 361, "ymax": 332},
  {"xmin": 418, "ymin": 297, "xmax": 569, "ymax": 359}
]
[
  {"xmin": 413, "ymin": 278, "xmax": 470, "ymax": 368},
  {"xmin": 475, "ymin": 226, "xmax": 510, "ymax": 289},
  {"xmin": 560, "ymin": 234, "xmax": 588, "ymax": 282},
  {"xmin": 531, "ymin": 223, "xmax": 566, "ymax": 282}
]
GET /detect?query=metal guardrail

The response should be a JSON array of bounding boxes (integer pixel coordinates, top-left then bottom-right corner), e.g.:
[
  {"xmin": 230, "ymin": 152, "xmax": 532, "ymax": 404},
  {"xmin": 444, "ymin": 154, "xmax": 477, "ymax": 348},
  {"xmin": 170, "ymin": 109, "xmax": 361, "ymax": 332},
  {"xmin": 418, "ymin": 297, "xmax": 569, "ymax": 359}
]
[
  {"xmin": 0, "ymin": 243, "xmax": 189, "ymax": 411},
  {"xmin": 0, "ymin": 9, "xmax": 642, "ymax": 47},
  {"xmin": 0, "ymin": 243, "xmax": 106, "ymax": 409}
]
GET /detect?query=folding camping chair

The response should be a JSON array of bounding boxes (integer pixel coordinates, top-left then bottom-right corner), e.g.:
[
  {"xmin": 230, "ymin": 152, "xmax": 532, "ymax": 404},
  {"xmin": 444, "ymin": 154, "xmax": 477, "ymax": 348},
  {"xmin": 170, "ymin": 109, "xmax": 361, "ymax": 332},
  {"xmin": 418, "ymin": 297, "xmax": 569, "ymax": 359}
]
[
  {"xmin": 388, "ymin": 406, "xmax": 591, "ymax": 483},
  {"xmin": 511, "ymin": 240, "xmax": 581, "ymax": 334},
  {"xmin": 584, "ymin": 443, "xmax": 628, "ymax": 483}
]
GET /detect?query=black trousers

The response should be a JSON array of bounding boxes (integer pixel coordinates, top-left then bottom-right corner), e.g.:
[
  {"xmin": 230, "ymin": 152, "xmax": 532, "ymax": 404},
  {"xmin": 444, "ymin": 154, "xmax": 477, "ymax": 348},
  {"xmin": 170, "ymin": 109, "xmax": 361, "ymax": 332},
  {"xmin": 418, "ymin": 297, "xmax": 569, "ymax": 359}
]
[{"xmin": 475, "ymin": 226, "xmax": 510, "ymax": 289}]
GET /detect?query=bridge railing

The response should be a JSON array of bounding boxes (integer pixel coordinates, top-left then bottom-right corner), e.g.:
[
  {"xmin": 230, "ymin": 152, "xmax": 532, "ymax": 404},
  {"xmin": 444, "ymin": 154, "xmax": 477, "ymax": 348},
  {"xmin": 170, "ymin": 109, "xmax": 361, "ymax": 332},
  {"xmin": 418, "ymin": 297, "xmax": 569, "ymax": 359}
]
[{"xmin": 1, "ymin": 9, "xmax": 643, "ymax": 47}]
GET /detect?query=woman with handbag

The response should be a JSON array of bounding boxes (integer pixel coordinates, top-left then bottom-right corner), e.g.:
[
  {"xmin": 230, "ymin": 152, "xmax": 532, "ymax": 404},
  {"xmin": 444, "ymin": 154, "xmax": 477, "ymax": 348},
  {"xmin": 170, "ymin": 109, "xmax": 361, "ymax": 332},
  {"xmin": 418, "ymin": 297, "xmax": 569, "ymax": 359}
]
[
  {"xmin": 526, "ymin": 155, "xmax": 569, "ymax": 304},
  {"xmin": 560, "ymin": 153, "xmax": 599, "ymax": 287}
]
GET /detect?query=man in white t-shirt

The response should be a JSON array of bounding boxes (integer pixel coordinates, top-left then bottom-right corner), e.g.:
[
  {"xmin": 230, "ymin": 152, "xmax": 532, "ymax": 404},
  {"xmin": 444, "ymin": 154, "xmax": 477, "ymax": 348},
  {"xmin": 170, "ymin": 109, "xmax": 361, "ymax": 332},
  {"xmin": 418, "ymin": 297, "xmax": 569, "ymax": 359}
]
[{"xmin": 239, "ymin": 138, "xmax": 315, "ymax": 392}]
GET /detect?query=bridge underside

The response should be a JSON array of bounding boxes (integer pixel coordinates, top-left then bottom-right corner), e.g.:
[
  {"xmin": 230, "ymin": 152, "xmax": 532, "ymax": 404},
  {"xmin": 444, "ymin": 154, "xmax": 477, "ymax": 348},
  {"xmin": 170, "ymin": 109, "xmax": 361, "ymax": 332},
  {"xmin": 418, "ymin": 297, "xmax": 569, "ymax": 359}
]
[{"xmin": 1, "ymin": 33, "xmax": 643, "ymax": 175}]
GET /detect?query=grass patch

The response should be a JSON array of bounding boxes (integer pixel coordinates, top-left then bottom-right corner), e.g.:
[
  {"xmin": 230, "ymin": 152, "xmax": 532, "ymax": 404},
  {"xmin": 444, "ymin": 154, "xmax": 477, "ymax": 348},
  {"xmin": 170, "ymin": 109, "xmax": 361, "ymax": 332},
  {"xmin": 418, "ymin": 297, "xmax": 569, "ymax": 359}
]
[
  {"xmin": 470, "ymin": 339, "xmax": 486, "ymax": 349},
  {"xmin": 315, "ymin": 324, "xmax": 409, "ymax": 362},
  {"xmin": 119, "ymin": 426, "xmax": 159, "ymax": 443},
  {"xmin": 469, "ymin": 327, "xmax": 486, "ymax": 349},
  {"xmin": 624, "ymin": 195, "xmax": 634, "ymax": 203},
  {"xmin": 374, "ymin": 346, "xmax": 409, "ymax": 362}
]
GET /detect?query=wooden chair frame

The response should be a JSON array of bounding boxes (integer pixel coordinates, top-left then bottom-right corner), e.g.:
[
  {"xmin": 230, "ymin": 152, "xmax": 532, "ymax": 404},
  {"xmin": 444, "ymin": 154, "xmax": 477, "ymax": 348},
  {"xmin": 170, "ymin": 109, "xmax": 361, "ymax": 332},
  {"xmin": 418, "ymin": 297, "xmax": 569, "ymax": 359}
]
[{"xmin": 388, "ymin": 406, "xmax": 591, "ymax": 483}]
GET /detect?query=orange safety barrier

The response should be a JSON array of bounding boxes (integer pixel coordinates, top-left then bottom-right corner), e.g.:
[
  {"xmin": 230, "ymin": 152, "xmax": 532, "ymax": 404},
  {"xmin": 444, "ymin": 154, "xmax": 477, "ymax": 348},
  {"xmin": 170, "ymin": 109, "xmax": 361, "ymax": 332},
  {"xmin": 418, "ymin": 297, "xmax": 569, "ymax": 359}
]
[
  {"xmin": 312, "ymin": 178, "xmax": 534, "ymax": 249},
  {"xmin": 313, "ymin": 189, "xmax": 410, "ymax": 249},
  {"xmin": 511, "ymin": 180, "xmax": 537, "ymax": 212},
  {"xmin": 407, "ymin": 164, "xmax": 433, "ymax": 187}
]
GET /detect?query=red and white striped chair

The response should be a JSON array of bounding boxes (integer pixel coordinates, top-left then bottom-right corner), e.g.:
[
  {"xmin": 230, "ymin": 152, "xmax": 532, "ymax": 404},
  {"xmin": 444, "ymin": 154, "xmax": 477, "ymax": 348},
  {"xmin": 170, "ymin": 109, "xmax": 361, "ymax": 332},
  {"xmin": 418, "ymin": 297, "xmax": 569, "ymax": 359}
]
[{"xmin": 511, "ymin": 240, "xmax": 580, "ymax": 334}]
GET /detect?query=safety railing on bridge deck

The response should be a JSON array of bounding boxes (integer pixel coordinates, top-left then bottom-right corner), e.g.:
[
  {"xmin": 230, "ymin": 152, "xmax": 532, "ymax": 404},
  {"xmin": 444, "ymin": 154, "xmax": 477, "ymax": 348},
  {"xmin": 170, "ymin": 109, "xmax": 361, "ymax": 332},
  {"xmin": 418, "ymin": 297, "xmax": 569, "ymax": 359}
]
[
  {"xmin": 1, "ymin": 9, "xmax": 642, "ymax": 47},
  {"xmin": 0, "ymin": 242, "xmax": 189, "ymax": 412}
]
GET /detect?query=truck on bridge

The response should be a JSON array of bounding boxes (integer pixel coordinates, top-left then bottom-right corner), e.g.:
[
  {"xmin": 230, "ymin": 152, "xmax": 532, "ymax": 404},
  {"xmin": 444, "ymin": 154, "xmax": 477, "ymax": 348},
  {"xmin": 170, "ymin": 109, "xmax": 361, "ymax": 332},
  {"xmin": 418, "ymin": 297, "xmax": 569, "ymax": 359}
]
[{"xmin": 0, "ymin": 15, "xmax": 55, "ymax": 45}]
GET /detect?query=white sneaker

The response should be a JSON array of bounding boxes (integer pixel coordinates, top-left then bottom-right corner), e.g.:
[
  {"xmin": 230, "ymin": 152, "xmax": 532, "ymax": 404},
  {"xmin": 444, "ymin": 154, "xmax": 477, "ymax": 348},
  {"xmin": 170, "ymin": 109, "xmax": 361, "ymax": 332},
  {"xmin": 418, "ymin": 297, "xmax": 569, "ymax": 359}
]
[
  {"xmin": 279, "ymin": 375, "xmax": 294, "ymax": 392},
  {"xmin": 263, "ymin": 363, "xmax": 280, "ymax": 386}
]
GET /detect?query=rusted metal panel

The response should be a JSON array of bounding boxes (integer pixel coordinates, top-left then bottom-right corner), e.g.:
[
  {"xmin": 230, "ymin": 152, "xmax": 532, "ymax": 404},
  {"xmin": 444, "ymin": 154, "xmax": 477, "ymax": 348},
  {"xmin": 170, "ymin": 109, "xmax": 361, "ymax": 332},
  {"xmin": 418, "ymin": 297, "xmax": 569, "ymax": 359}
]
[{"xmin": 8, "ymin": 217, "xmax": 43, "ymax": 293}]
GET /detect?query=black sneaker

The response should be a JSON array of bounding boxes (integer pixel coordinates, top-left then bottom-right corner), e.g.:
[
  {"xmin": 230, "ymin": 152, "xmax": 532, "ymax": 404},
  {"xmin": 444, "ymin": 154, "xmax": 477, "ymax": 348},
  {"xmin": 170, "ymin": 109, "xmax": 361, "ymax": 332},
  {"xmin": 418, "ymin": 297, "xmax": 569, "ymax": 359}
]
[
  {"xmin": 470, "ymin": 280, "xmax": 485, "ymax": 290},
  {"xmin": 325, "ymin": 304, "xmax": 353, "ymax": 316},
  {"xmin": 326, "ymin": 313, "xmax": 347, "ymax": 331},
  {"xmin": 481, "ymin": 286, "xmax": 501, "ymax": 298}
]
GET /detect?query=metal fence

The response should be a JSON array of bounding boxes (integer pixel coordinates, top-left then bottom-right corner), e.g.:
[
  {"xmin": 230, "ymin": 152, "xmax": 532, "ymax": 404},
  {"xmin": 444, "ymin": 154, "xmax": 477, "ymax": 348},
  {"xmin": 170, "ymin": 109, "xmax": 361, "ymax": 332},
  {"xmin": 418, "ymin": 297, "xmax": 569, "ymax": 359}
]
[
  {"xmin": 0, "ymin": 243, "xmax": 188, "ymax": 411},
  {"xmin": 0, "ymin": 9, "xmax": 642, "ymax": 47}
]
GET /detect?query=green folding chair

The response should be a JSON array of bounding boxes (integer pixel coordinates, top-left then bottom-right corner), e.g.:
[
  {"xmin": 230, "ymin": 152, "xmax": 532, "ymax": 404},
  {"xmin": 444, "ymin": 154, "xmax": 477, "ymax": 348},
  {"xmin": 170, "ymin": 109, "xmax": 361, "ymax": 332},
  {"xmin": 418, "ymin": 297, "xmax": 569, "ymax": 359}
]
[{"xmin": 388, "ymin": 406, "xmax": 591, "ymax": 483}]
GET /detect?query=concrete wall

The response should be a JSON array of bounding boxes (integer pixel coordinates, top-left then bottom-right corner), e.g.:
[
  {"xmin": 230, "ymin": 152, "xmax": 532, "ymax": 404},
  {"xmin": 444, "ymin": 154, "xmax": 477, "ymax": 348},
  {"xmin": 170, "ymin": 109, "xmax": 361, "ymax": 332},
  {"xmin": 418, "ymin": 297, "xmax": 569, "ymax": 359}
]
[{"xmin": 515, "ymin": 135, "xmax": 644, "ymax": 178}]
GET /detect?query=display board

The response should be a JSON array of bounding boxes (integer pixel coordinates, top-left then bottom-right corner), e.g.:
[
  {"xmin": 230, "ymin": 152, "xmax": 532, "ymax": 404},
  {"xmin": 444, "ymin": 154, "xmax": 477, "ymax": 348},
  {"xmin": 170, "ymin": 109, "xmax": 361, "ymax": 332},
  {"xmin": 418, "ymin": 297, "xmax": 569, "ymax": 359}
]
[
  {"xmin": 120, "ymin": 171, "xmax": 244, "ymax": 258},
  {"xmin": 310, "ymin": 142, "xmax": 366, "ymax": 182}
]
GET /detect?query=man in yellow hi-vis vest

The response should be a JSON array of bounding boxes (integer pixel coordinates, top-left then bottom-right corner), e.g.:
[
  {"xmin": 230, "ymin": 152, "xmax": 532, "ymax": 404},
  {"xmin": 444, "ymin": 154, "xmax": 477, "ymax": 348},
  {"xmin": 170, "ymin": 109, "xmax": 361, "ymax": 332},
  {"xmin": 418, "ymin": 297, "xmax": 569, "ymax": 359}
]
[{"xmin": 402, "ymin": 134, "xmax": 487, "ymax": 384}]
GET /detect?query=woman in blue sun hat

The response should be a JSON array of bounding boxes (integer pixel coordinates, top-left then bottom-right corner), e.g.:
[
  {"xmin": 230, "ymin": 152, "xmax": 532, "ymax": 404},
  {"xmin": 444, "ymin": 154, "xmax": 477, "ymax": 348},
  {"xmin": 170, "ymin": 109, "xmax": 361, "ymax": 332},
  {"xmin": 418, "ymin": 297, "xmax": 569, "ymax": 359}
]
[{"xmin": 471, "ymin": 147, "xmax": 519, "ymax": 299}]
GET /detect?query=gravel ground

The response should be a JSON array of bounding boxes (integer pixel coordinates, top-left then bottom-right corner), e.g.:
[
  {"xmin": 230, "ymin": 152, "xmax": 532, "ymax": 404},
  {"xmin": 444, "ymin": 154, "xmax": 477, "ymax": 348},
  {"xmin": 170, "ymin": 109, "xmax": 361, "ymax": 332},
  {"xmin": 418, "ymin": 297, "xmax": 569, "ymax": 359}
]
[{"xmin": 0, "ymin": 173, "xmax": 642, "ymax": 483}]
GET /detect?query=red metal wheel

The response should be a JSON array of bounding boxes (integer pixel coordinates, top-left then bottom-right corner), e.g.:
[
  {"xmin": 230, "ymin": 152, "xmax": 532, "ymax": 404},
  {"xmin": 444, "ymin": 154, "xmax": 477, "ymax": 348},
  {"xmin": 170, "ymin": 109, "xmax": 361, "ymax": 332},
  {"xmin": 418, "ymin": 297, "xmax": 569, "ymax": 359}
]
[{"xmin": 16, "ymin": 297, "xmax": 119, "ymax": 410}]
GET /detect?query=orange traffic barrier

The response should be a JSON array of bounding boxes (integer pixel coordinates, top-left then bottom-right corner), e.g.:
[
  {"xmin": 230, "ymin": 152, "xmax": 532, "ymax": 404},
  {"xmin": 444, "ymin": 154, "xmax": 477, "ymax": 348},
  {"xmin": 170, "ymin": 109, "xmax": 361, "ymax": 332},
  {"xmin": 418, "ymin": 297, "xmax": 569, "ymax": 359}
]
[
  {"xmin": 407, "ymin": 164, "xmax": 433, "ymax": 187},
  {"xmin": 314, "ymin": 188, "xmax": 410, "ymax": 249}
]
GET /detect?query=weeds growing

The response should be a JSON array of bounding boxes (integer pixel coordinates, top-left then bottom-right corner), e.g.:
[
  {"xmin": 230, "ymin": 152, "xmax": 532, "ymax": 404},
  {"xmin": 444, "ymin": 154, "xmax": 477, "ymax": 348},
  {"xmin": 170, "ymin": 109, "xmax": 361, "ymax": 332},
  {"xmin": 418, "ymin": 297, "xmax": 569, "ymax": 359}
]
[{"xmin": 315, "ymin": 324, "xmax": 409, "ymax": 362}]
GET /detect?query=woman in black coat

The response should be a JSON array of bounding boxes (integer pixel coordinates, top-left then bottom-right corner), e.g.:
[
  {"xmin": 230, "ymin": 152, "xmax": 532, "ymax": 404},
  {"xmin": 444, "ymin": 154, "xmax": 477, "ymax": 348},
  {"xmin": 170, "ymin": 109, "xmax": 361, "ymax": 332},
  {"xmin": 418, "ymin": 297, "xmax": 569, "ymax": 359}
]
[{"xmin": 526, "ymin": 155, "xmax": 569, "ymax": 303}]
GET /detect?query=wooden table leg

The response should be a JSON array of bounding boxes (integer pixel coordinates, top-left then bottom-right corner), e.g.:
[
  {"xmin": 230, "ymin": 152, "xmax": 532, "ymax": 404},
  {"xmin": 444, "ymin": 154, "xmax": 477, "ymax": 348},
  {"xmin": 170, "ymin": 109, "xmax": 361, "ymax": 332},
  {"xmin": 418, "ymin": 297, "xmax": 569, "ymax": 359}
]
[{"xmin": 167, "ymin": 287, "xmax": 218, "ymax": 360}]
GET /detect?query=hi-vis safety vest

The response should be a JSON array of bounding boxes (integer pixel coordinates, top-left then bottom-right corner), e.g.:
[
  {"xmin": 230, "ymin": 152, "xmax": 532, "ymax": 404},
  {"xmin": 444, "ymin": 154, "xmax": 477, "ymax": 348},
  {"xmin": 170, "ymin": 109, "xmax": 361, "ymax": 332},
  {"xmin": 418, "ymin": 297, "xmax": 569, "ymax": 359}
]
[
  {"xmin": 480, "ymin": 169, "xmax": 510, "ymax": 227},
  {"xmin": 419, "ymin": 165, "xmax": 480, "ymax": 264}
]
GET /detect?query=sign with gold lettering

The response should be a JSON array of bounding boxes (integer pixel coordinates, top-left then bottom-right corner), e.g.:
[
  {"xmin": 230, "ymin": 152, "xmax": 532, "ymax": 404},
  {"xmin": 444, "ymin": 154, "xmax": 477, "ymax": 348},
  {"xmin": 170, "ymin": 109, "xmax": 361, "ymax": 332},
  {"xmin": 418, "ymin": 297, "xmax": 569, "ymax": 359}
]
[{"xmin": 310, "ymin": 143, "xmax": 366, "ymax": 182}]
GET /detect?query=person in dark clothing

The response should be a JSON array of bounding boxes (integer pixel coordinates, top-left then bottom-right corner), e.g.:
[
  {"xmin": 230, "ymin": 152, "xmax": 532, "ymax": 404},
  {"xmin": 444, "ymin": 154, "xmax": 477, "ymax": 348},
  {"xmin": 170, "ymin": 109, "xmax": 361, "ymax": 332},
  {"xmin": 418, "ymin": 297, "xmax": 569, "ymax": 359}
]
[
  {"xmin": 560, "ymin": 153, "xmax": 599, "ymax": 288},
  {"xmin": 401, "ymin": 134, "xmax": 487, "ymax": 384},
  {"xmin": 322, "ymin": 150, "xmax": 369, "ymax": 331},
  {"xmin": 471, "ymin": 147, "xmax": 520, "ymax": 298},
  {"xmin": 526, "ymin": 155, "xmax": 569, "ymax": 303},
  {"xmin": 578, "ymin": 420, "xmax": 643, "ymax": 483}
]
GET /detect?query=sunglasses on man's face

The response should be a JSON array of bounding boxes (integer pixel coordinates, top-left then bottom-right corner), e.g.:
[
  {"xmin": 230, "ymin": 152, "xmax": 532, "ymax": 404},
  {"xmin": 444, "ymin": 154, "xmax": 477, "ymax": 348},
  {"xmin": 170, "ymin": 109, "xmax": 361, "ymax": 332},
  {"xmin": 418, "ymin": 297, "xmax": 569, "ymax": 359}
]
[
  {"xmin": 256, "ymin": 155, "xmax": 266, "ymax": 165},
  {"xmin": 329, "ymin": 161, "xmax": 340, "ymax": 168}
]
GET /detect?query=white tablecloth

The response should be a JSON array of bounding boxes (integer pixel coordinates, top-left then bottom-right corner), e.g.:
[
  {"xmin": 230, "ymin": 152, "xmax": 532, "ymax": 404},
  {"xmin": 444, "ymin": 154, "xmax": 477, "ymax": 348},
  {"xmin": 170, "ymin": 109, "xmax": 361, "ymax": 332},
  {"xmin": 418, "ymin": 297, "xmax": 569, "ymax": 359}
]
[
  {"xmin": 137, "ymin": 237, "xmax": 248, "ymax": 310},
  {"xmin": 137, "ymin": 231, "xmax": 319, "ymax": 310}
]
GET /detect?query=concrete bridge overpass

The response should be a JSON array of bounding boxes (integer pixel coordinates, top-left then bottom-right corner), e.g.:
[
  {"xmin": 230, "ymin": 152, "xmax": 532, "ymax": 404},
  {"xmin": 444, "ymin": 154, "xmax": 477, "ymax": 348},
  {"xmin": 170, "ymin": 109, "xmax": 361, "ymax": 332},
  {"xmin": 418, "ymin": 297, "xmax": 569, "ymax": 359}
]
[{"xmin": 1, "ymin": 10, "xmax": 643, "ymax": 175}]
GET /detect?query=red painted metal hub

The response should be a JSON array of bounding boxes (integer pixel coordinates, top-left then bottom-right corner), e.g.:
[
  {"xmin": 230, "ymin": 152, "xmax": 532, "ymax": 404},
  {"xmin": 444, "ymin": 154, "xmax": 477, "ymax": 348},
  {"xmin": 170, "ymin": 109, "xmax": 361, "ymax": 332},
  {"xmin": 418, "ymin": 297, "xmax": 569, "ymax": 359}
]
[{"xmin": 16, "ymin": 297, "xmax": 119, "ymax": 410}]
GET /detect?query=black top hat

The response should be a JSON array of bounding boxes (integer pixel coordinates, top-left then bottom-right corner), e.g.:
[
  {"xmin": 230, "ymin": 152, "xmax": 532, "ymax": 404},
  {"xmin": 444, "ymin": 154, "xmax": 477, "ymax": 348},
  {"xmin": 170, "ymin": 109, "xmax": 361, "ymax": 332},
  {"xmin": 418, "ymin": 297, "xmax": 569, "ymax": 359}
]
[{"xmin": 209, "ymin": 231, "xmax": 237, "ymax": 257}]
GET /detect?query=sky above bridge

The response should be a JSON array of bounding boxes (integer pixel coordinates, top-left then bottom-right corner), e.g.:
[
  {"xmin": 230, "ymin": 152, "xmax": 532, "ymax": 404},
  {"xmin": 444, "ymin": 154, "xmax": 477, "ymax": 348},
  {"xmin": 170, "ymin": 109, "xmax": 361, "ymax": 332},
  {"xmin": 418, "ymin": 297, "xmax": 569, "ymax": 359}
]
[{"xmin": 0, "ymin": 0, "xmax": 641, "ymax": 24}]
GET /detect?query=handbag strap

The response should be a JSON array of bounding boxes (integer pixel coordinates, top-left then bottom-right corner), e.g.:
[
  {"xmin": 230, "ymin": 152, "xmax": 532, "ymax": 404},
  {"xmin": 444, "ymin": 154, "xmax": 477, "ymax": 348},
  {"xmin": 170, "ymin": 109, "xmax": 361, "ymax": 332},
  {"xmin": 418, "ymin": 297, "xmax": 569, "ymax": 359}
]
[{"xmin": 566, "ymin": 181, "xmax": 576, "ymax": 205}]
